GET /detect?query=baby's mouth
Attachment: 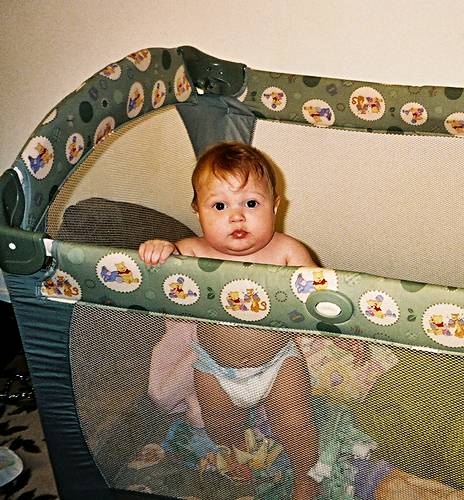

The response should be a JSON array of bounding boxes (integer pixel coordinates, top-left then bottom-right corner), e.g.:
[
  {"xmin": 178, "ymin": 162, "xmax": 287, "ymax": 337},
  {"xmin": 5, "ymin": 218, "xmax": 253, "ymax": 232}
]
[{"xmin": 231, "ymin": 229, "xmax": 248, "ymax": 239}]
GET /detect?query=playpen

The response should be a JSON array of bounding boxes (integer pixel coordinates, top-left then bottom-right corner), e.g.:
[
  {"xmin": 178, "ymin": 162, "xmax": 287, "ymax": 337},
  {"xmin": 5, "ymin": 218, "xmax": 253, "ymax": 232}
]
[{"xmin": 0, "ymin": 46, "xmax": 463, "ymax": 499}]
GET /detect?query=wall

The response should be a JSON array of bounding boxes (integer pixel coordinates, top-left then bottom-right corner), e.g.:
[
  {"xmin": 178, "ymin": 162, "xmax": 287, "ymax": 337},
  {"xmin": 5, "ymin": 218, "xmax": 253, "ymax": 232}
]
[{"xmin": 1, "ymin": 0, "xmax": 463, "ymax": 172}]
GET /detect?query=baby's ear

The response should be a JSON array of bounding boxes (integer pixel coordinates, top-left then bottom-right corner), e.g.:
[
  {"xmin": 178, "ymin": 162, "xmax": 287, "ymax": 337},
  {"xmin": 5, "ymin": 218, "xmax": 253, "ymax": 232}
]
[
  {"xmin": 191, "ymin": 201, "xmax": 199, "ymax": 216},
  {"xmin": 273, "ymin": 195, "xmax": 280, "ymax": 214}
]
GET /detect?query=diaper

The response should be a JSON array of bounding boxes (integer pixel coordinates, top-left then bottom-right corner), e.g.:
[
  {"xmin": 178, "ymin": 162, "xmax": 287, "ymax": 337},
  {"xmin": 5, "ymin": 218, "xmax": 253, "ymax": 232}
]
[{"xmin": 191, "ymin": 340, "xmax": 300, "ymax": 408}]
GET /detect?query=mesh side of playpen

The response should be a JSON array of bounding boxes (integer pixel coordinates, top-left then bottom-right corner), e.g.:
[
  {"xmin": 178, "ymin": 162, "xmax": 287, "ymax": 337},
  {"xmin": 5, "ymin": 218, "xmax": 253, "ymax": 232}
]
[
  {"xmin": 69, "ymin": 303, "xmax": 464, "ymax": 499},
  {"xmin": 252, "ymin": 120, "xmax": 464, "ymax": 288},
  {"xmin": 46, "ymin": 106, "xmax": 202, "ymax": 239}
]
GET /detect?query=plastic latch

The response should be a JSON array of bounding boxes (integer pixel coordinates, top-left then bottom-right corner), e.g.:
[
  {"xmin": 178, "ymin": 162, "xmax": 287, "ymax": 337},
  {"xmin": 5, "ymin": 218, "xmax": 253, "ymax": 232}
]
[
  {"xmin": 0, "ymin": 226, "xmax": 48, "ymax": 275},
  {"xmin": 0, "ymin": 170, "xmax": 25, "ymax": 227}
]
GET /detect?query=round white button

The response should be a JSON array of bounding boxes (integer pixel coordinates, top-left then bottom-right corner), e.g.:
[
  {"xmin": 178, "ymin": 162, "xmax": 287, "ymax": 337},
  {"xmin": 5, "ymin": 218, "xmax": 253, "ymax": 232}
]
[{"xmin": 315, "ymin": 301, "xmax": 341, "ymax": 318}]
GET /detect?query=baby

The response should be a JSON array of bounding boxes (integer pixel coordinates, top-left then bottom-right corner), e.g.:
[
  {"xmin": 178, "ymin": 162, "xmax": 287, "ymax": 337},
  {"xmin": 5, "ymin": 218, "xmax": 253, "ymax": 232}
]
[
  {"xmin": 139, "ymin": 142, "xmax": 464, "ymax": 500},
  {"xmin": 139, "ymin": 141, "xmax": 319, "ymax": 499}
]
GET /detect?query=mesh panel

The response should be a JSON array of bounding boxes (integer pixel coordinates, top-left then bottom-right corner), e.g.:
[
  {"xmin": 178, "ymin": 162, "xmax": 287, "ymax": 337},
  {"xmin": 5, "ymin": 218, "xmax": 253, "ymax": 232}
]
[
  {"xmin": 56, "ymin": 197, "xmax": 195, "ymax": 248},
  {"xmin": 70, "ymin": 304, "xmax": 464, "ymax": 498},
  {"xmin": 47, "ymin": 106, "xmax": 202, "ymax": 239},
  {"xmin": 253, "ymin": 121, "xmax": 464, "ymax": 288}
]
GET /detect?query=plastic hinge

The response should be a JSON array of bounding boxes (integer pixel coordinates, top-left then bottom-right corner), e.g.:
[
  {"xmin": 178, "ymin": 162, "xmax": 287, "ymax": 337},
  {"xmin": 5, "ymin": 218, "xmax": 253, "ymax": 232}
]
[{"xmin": 179, "ymin": 46, "xmax": 246, "ymax": 96}]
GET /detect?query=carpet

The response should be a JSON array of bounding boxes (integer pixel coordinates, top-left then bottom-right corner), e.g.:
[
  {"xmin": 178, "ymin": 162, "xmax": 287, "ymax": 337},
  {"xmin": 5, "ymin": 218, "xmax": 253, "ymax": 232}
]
[{"xmin": 0, "ymin": 354, "xmax": 59, "ymax": 500}]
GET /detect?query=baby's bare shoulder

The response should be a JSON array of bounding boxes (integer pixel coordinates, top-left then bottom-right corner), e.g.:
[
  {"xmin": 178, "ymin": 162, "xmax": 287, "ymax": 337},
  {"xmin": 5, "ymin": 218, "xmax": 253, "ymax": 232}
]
[
  {"xmin": 275, "ymin": 232, "xmax": 317, "ymax": 267},
  {"xmin": 274, "ymin": 232, "xmax": 305, "ymax": 249},
  {"xmin": 176, "ymin": 236, "xmax": 203, "ymax": 257}
]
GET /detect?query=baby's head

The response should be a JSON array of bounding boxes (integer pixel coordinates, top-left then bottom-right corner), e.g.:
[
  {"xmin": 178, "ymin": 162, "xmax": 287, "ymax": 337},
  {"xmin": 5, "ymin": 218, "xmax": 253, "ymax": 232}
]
[
  {"xmin": 191, "ymin": 142, "xmax": 278, "ymax": 210},
  {"xmin": 191, "ymin": 142, "xmax": 280, "ymax": 257}
]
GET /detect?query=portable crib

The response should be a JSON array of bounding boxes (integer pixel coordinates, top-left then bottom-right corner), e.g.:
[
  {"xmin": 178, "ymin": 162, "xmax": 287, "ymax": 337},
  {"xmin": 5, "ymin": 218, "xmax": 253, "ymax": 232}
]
[{"xmin": 0, "ymin": 46, "xmax": 463, "ymax": 500}]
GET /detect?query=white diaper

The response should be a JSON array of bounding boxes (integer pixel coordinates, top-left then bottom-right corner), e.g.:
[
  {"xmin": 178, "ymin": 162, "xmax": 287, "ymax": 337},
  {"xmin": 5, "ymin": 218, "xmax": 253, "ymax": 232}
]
[{"xmin": 191, "ymin": 340, "xmax": 300, "ymax": 408}]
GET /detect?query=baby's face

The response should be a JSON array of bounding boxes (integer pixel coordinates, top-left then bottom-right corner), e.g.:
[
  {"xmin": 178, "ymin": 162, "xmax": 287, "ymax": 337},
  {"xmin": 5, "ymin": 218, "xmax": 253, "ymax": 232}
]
[{"xmin": 194, "ymin": 171, "xmax": 279, "ymax": 257}]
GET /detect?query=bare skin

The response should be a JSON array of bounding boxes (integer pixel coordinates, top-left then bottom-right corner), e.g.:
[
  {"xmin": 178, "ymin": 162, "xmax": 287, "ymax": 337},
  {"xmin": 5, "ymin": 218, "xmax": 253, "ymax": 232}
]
[{"xmin": 375, "ymin": 470, "xmax": 464, "ymax": 500}]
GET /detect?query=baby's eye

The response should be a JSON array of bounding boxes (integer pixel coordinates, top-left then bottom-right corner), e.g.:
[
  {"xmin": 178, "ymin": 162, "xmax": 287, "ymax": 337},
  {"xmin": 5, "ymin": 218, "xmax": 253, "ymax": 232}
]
[
  {"xmin": 246, "ymin": 199, "xmax": 258, "ymax": 208},
  {"xmin": 214, "ymin": 202, "xmax": 226, "ymax": 211}
]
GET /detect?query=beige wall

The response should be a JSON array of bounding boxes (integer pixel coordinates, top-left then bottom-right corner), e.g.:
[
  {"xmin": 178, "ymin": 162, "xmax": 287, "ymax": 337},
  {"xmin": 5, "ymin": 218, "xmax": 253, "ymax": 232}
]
[{"xmin": 1, "ymin": 0, "xmax": 463, "ymax": 172}]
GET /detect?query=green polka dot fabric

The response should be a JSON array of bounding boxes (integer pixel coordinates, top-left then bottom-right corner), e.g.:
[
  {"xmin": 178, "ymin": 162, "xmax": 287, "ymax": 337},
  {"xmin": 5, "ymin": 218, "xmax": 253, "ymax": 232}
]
[
  {"xmin": 242, "ymin": 68, "xmax": 464, "ymax": 135},
  {"xmin": 13, "ymin": 47, "xmax": 197, "ymax": 230},
  {"xmin": 43, "ymin": 241, "xmax": 464, "ymax": 356}
]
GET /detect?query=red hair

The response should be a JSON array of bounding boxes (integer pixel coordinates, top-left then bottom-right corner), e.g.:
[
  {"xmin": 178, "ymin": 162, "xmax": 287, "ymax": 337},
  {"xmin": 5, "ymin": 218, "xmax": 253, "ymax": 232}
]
[{"xmin": 192, "ymin": 142, "xmax": 277, "ymax": 206}]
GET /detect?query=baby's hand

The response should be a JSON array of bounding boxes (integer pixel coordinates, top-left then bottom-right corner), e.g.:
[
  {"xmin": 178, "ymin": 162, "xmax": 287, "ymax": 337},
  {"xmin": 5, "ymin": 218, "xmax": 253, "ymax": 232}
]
[{"xmin": 138, "ymin": 239, "xmax": 178, "ymax": 265}]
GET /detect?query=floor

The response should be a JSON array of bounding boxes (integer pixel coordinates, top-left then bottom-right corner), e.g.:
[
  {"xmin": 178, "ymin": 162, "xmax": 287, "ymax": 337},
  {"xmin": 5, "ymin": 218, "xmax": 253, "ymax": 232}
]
[{"xmin": 0, "ymin": 350, "xmax": 59, "ymax": 500}]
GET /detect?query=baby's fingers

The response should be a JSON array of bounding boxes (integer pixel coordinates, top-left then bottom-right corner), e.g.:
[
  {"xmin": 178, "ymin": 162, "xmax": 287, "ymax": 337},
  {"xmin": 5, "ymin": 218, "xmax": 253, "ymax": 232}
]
[
  {"xmin": 138, "ymin": 241, "xmax": 155, "ymax": 264},
  {"xmin": 138, "ymin": 240, "xmax": 174, "ymax": 265},
  {"xmin": 138, "ymin": 241, "xmax": 161, "ymax": 265},
  {"xmin": 158, "ymin": 242, "xmax": 175, "ymax": 264}
]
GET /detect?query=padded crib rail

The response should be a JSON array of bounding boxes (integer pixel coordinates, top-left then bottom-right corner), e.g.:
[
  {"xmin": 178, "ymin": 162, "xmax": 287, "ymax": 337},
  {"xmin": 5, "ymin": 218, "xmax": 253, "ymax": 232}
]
[
  {"xmin": 40, "ymin": 240, "xmax": 464, "ymax": 356},
  {"xmin": 0, "ymin": 45, "xmax": 245, "ymax": 273}
]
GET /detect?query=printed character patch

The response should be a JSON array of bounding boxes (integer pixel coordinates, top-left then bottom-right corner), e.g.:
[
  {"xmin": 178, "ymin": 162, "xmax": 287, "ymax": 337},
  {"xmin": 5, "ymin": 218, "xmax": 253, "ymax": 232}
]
[
  {"xmin": 100, "ymin": 63, "xmax": 122, "ymax": 80},
  {"xmin": 152, "ymin": 80, "xmax": 167, "ymax": 109},
  {"xmin": 174, "ymin": 65, "xmax": 192, "ymax": 102},
  {"xmin": 422, "ymin": 304, "xmax": 464, "ymax": 348},
  {"xmin": 400, "ymin": 102, "xmax": 428, "ymax": 126},
  {"xmin": 21, "ymin": 136, "xmax": 54, "ymax": 179},
  {"xmin": 97, "ymin": 253, "xmax": 142, "ymax": 292},
  {"xmin": 302, "ymin": 99, "xmax": 335, "ymax": 127},
  {"xmin": 126, "ymin": 49, "xmax": 151, "ymax": 72},
  {"xmin": 359, "ymin": 290, "xmax": 399, "ymax": 326},
  {"xmin": 349, "ymin": 87, "xmax": 385, "ymax": 121},
  {"xmin": 65, "ymin": 133, "xmax": 85, "ymax": 165},
  {"xmin": 220, "ymin": 279, "xmax": 270, "ymax": 321},
  {"xmin": 127, "ymin": 82, "xmax": 145, "ymax": 118},
  {"xmin": 163, "ymin": 274, "xmax": 199, "ymax": 305},
  {"xmin": 291, "ymin": 268, "xmax": 338, "ymax": 303},
  {"xmin": 297, "ymin": 336, "xmax": 398, "ymax": 402},
  {"xmin": 261, "ymin": 86, "xmax": 287, "ymax": 112},
  {"xmin": 444, "ymin": 112, "xmax": 464, "ymax": 137},
  {"xmin": 41, "ymin": 270, "xmax": 81, "ymax": 301},
  {"xmin": 94, "ymin": 116, "xmax": 116, "ymax": 145}
]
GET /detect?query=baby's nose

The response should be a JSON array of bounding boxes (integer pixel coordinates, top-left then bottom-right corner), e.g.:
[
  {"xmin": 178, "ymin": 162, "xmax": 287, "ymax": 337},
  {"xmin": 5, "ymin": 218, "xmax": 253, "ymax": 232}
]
[{"xmin": 229, "ymin": 209, "xmax": 245, "ymax": 222}]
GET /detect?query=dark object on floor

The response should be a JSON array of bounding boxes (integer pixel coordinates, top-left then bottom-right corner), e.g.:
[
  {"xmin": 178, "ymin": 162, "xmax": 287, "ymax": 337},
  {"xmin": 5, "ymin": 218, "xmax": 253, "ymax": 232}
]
[
  {"xmin": 0, "ymin": 303, "xmax": 33, "ymax": 420},
  {"xmin": 0, "ymin": 302, "xmax": 22, "ymax": 369},
  {"xmin": 0, "ymin": 374, "xmax": 33, "ymax": 411}
]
